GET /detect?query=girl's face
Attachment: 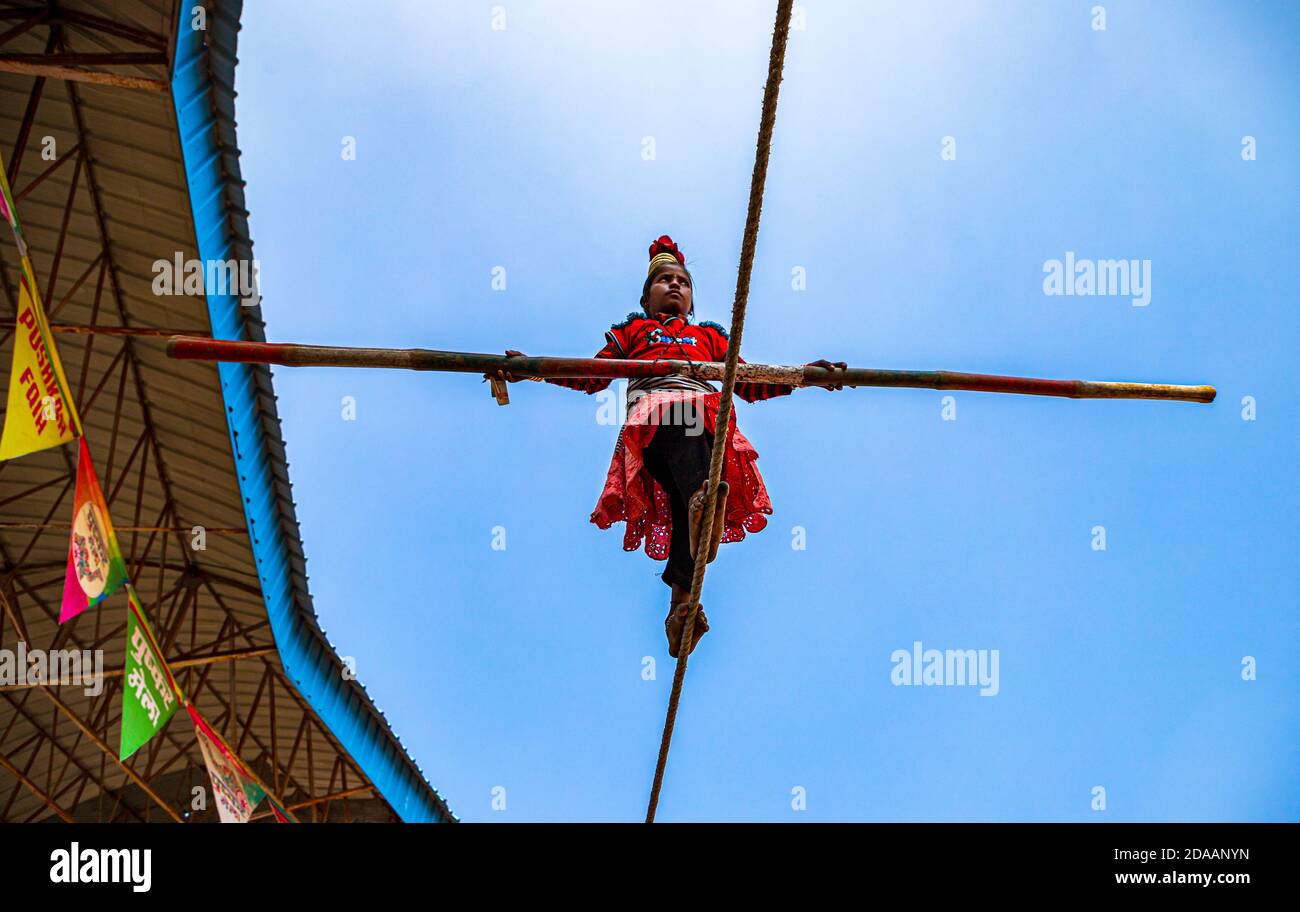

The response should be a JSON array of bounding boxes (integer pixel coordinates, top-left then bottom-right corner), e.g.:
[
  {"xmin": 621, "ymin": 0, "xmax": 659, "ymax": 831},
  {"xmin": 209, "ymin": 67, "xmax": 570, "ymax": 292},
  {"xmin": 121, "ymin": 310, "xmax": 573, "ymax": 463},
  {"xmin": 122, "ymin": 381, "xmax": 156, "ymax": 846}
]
[{"xmin": 643, "ymin": 264, "xmax": 693, "ymax": 318}]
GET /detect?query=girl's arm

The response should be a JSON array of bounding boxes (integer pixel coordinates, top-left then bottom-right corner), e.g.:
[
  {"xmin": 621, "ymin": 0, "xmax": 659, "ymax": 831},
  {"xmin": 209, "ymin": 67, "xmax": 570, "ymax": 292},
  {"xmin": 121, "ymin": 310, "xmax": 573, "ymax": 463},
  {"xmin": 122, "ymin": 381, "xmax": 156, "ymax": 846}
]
[
  {"xmin": 706, "ymin": 326, "xmax": 795, "ymax": 402},
  {"xmin": 484, "ymin": 341, "xmax": 619, "ymax": 394},
  {"xmin": 734, "ymin": 352, "xmax": 796, "ymax": 403},
  {"xmin": 543, "ymin": 339, "xmax": 618, "ymax": 393},
  {"xmin": 543, "ymin": 323, "xmax": 636, "ymax": 393}
]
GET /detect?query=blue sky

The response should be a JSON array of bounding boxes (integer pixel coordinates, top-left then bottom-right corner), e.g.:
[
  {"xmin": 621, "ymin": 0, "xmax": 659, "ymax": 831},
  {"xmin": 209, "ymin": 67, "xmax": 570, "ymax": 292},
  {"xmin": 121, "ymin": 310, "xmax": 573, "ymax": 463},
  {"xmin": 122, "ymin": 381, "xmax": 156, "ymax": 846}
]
[{"xmin": 232, "ymin": 1, "xmax": 1298, "ymax": 821}]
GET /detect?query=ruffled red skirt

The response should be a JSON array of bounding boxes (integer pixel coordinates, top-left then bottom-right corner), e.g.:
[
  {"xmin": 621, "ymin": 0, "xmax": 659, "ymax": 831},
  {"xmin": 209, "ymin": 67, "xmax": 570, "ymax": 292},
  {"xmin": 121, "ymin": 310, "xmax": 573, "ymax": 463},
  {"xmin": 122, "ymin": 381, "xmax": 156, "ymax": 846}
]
[{"xmin": 589, "ymin": 390, "xmax": 773, "ymax": 559}]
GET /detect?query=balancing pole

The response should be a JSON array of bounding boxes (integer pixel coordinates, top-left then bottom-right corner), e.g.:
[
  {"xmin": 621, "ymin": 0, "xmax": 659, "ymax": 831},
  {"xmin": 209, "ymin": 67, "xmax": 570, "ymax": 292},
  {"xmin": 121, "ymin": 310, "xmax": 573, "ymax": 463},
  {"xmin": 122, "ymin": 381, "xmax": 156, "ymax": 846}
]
[{"xmin": 166, "ymin": 337, "xmax": 1216, "ymax": 404}]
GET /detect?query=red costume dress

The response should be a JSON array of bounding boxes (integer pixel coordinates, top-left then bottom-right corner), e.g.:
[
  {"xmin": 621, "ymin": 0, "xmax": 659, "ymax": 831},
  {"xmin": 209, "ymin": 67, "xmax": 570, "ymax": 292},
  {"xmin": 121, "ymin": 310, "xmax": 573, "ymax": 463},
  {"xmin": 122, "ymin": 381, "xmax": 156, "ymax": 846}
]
[{"xmin": 547, "ymin": 311, "xmax": 792, "ymax": 567}]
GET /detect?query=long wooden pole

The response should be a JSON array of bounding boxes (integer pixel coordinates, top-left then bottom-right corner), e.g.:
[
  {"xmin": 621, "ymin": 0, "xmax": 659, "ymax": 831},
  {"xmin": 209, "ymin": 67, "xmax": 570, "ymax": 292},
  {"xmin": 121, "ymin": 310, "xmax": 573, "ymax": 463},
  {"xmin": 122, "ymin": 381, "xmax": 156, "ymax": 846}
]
[{"xmin": 167, "ymin": 335, "xmax": 1216, "ymax": 403}]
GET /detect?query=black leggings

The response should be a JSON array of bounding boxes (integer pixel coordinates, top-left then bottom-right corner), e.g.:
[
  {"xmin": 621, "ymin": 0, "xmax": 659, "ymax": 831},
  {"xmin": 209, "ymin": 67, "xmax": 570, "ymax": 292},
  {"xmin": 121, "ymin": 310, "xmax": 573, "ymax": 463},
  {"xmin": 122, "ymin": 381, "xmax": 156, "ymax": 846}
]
[{"xmin": 641, "ymin": 420, "xmax": 714, "ymax": 591}]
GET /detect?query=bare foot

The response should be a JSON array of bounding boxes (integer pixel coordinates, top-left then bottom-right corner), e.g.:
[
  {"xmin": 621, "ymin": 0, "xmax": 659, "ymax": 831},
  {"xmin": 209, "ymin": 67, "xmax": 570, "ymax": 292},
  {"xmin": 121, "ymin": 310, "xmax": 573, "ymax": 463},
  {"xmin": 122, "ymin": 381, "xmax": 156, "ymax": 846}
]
[{"xmin": 688, "ymin": 480, "xmax": 729, "ymax": 563}]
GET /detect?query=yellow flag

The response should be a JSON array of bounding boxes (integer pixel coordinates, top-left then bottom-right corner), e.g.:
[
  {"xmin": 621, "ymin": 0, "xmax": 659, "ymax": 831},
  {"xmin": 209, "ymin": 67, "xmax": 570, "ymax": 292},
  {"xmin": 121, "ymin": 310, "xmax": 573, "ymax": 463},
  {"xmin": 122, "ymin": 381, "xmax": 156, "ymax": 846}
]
[{"xmin": 0, "ymin": 154, "xmax": 82, "ymax": 460}]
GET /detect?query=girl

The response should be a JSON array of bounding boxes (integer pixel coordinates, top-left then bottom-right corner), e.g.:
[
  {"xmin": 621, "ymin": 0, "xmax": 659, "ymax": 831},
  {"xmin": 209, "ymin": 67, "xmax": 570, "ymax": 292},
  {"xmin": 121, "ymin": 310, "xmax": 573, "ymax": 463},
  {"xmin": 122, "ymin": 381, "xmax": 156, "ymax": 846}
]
[{"xmin": 488, "ymin": 236, "xmax": 845, "ymax": 657}]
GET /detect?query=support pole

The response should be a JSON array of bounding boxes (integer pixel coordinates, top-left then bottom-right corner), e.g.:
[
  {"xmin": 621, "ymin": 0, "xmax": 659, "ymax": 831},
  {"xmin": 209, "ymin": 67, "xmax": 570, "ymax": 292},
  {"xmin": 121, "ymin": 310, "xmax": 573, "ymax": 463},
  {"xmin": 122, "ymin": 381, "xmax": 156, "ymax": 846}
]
[
  {"xmin": 0, "ymin": 58, "xmax": 167, "ymax": 91},
  {"xmin": 36, "ymin": 687, "xmax": 185, "ymax": 823},
  {"xmin": 0, "ymin": 749, "xmax": 75, "ymax": 822}
]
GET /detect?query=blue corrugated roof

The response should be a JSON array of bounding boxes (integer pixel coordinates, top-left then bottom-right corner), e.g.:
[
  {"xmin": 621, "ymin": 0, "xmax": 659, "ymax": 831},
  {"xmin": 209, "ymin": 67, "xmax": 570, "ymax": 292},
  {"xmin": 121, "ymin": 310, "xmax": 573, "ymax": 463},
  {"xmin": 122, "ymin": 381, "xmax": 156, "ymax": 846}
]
[{"xmin": 169, "ymin": 0, "xmax": 454, "ymax": 823}]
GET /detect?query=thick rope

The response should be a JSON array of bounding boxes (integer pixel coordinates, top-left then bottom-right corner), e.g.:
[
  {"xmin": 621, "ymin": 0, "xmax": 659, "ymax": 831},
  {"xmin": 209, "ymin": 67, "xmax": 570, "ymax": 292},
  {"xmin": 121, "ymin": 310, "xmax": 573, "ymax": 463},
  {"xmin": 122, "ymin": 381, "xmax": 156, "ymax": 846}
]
[{"xmin": 645, "ymin": 0, "xmax": 794, "ymax": 823}]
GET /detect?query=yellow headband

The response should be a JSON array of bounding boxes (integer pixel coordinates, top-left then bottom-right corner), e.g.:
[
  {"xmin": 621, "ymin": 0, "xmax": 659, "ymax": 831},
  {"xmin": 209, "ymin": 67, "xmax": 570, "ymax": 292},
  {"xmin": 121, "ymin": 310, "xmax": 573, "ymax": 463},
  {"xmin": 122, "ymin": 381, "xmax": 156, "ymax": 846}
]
[{"xmin": 648, "ymin": 252, "xmax": 682, "ymax": 276}]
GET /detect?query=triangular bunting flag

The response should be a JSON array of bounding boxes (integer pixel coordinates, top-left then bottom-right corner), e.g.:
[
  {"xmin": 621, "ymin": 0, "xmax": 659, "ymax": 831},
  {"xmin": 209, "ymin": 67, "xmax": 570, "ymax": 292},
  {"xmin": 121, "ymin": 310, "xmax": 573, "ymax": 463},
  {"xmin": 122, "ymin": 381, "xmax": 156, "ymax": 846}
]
[
  {"xmin": 60, "ymin": 437, "xmax": 128, "ymax": 623},
  {"xmin": 119, "ymin": 585, "xmax": 180, "ymax": 760},
  {"xmin": 187, "ymin": 704, "xmax": 267, "ymax": 823},
  {"xmin": 0, "ymin": 152, "xmax": 82, "ymax": 460}
]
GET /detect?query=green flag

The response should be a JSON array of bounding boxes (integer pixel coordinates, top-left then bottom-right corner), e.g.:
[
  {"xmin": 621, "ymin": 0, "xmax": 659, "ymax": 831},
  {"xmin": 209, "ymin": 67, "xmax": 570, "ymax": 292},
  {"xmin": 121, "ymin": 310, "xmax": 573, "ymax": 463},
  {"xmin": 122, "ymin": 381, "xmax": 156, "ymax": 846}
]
[{"xmin": 119, "ymin": 585, "xmax": 180, "ymax": 760}]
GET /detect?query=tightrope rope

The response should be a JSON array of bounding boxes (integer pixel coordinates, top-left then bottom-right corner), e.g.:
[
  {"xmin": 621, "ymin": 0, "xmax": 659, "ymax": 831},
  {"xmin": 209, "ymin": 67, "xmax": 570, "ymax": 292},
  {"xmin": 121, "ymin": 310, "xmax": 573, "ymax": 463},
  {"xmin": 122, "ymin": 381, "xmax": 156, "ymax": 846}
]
[{"xmin": 645, "ymin": 0, "xmax": 794, "ymax": 823}]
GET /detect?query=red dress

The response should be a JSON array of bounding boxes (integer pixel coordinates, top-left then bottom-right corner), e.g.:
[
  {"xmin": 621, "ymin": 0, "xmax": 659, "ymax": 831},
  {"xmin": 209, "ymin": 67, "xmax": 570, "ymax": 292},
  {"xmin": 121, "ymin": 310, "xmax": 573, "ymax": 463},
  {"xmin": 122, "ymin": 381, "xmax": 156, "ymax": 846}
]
[{"xmin": 547, "ymin": 312, "xmax": 792, "ymax": 560}]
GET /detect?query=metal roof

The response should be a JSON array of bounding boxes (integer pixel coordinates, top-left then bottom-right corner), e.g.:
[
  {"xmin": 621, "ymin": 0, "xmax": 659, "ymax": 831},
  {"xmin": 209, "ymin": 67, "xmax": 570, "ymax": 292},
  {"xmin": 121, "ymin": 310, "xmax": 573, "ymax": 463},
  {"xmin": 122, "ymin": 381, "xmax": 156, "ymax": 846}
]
[{"xmin": 0, "ymin": 0, "xmax": 453, "ymax": 822}]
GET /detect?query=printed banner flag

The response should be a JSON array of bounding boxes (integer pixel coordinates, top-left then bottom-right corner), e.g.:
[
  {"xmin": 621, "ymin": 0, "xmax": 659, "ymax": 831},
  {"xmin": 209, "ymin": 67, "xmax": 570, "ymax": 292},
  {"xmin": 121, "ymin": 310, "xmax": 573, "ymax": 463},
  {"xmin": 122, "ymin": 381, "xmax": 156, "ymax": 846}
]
[
  {"xmin": 119, "ymin": 585, "xmax": 180, "ymax": 760},
  {"xmin": 0, "ymin": 153, "xmax": 82, "ymax": 460},
  {"xmin": 188, "ymin": 704, "xmax": 267, "ymax": 823},
  {"xmin": 0, "ymin": 268, "xmax": 80, "ymax": 459},
  {"xmin": 60, "ymin": 437, "xmax": 128, "ymax": 623}
]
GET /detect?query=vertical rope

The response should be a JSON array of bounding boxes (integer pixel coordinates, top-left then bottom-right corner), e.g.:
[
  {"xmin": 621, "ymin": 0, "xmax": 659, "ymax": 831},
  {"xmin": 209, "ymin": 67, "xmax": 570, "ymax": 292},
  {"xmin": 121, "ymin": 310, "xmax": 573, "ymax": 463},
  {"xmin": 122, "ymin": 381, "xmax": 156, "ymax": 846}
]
[{"xmin": 645, "ymin": 0, "xmax": 794, "ymax": 823}]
